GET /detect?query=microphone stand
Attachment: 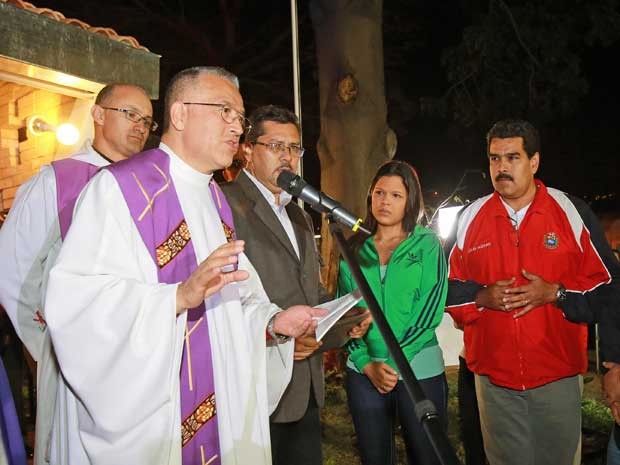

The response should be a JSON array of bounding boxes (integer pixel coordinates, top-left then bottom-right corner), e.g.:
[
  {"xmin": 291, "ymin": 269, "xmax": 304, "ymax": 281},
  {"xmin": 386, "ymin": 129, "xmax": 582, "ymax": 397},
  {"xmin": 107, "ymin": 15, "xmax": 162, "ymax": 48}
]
[{"xmin": 328, "ymin": 217, "xmax": 461, "ymax": 465}]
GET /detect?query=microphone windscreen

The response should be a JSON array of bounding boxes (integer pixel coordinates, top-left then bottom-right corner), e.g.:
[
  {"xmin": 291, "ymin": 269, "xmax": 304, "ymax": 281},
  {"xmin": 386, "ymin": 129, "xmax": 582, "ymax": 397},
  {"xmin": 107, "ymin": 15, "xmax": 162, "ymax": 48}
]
[{"xmin": 276, "ymin": 170, "xmax": 297, "ymax": 191}]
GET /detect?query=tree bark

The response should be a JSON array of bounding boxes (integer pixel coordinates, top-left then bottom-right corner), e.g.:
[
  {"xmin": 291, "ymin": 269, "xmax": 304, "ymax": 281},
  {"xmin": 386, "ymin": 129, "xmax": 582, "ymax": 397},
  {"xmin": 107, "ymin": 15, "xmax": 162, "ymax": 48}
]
[{"xmin": 310, "ymin": 0, "xmax": 396, "ymax": 292}]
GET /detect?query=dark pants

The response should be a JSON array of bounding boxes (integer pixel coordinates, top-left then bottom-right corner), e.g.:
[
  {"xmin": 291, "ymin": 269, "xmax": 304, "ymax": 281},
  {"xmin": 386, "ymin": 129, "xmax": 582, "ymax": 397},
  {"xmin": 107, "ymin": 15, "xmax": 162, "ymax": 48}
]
[
  {"xmin": 346, "ymin": 368, "xmax": 448, "ymax": 465},
  {"xmin": 608, "ymin": 422, "xmax": 620, "ymax": 465},
  {"xmin": 458, "ymin": 356, "xmax": 487, "ymax": 465},
  {"xmin": 270, "ymin": 391, "xmax": 322, "ymax": 465}
]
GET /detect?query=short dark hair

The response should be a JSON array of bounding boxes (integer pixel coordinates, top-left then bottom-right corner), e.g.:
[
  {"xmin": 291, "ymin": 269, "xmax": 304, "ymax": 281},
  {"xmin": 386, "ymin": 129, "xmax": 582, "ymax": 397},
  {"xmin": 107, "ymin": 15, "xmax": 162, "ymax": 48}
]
[
  {"xmin": 352, "ymin": 160, "xmax": 424, "ymax": 250},
  {"xmin": 486, "ymin": 119, "xmax": 540, "ymax": 158},
  {"xmin": 162, "ymin": 66, "xmax": 239, "ymax": 132},
  {"xmin": 245, "ymin": 105, "xmax": 300, "ymax": 143},
  {"xmin": 95, "ymin": 83, "xmax": 148, "ymax": 106}
]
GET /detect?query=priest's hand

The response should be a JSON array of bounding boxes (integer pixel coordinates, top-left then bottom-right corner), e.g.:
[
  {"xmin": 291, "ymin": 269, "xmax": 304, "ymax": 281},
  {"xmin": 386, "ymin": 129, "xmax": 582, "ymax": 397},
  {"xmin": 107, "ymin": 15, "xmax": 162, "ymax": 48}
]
[
  {"xmin": 363, "ymin": 361, "xmax": 399, "ymax": 394},
  {"xmin": 176, "ymin": 241, "xmax": 248, "ymax": 314},
  {"xmin": 294, "ymin": 335, "xmax": 322, "ymax": 360},
  {"xmin": 274, "ymin": 306, "xmax": 328, "ymax": 338}
]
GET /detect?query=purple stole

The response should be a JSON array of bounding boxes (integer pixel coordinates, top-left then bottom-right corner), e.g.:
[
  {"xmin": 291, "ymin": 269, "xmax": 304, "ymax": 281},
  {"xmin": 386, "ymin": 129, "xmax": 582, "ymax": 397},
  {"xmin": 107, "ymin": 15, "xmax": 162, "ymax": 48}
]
[
  {"xmin": 45, "ymin": 158, "xmax": 100, "ymax": 330},
  {"xmin": 107, "ymin": 148, "xmax": 236, "ymax": 465},
  {"xmin": 51, "ymin": 158, "xmax": 100, "ymax": 240},
  {"xmin": 0, "ymin": 359, "xmax": 26, "ymax": 465}
]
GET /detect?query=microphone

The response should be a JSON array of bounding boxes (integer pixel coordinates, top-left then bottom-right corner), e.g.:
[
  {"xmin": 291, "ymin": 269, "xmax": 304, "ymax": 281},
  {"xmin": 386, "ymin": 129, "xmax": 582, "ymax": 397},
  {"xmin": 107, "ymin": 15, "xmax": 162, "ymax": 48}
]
[{"xmin": 277, "ymin": 170, "xmax": 371, "ymax": 235}]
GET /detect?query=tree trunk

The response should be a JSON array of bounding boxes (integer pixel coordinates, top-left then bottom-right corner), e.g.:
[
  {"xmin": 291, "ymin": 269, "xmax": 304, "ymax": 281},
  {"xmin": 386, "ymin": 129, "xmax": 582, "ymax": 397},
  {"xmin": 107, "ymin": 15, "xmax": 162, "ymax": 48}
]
[{"xmin": 310, "ymin": 0, "xmax": 396, "ymax": 292}]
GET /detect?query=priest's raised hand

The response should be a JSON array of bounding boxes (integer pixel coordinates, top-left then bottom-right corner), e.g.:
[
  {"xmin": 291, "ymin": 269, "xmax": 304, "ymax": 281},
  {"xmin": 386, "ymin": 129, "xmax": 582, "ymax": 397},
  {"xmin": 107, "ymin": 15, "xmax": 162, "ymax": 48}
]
[{"xmin": 176, "ymin": 240, "xmax": 248, "ymax": 313}]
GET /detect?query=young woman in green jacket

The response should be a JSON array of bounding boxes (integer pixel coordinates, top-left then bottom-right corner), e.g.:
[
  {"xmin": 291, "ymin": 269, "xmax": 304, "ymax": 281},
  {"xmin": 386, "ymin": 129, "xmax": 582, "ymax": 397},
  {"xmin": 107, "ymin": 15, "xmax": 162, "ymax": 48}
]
[{"xmin": 337, "ymin": 160, "xmax": 448, "ymax": 465}]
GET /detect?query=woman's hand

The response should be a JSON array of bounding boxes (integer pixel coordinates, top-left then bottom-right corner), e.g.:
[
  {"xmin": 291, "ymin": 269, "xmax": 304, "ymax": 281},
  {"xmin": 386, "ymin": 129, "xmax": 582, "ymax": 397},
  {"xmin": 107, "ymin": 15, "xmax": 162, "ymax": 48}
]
[
  {"xmin": 363, "ymin": 361, "xmax": 399, "ymax": 394},
  {"xmin": 348, "ymin": 311, "xmax": 373, "ymax": 338}
]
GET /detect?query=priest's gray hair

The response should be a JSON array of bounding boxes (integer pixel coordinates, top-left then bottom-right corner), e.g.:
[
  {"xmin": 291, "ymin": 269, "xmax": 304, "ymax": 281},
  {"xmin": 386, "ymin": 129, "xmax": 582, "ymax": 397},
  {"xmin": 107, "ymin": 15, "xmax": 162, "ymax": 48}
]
[{"xmin": 163, "ymin": 66, "xmax": 240, "ymax": 132}]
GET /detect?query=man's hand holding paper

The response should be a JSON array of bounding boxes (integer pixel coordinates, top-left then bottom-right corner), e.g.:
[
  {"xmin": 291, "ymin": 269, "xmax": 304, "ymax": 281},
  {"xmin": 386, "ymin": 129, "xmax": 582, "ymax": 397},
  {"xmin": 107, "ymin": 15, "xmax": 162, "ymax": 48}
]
[{"xmin": 314, "ymin": 290, "xmax": 365, "ymax": 342}]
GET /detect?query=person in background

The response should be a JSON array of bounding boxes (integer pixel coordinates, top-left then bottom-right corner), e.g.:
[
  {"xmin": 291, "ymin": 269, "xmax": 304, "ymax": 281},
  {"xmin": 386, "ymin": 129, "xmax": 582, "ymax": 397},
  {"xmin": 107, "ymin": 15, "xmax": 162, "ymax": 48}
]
[
  {"xmin": 337, "ymin": 160, "xmax": 449, "ymax": 465},
  {"xmin": 221, "ymin": 104, "xmax": 370, "ymax": 465},
  {"xmin": 445, "ymin": 119, "xmax": 620, "ymax": 465},
  {"xmin": 221, "ymin": 104, "xmax": 330, "ymax": 465},
  {"xmin": 605, "ymin": 248, "xmax": 620, "ymax": 465},
  {"xmin": 0, "ymin": 83, "xmax": 154, "ymax": 465}
]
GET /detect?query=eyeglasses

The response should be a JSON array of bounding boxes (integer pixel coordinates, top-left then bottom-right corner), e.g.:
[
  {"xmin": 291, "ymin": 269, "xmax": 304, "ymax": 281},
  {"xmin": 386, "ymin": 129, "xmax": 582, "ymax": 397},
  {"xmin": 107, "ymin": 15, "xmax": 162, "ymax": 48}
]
[
  {"xmin": 100, "ymin": 107, "xmax": 158, "ymax": 132},
  {"xmin": 182, "ymin": 102, "xmax": 251, "ymax": 132},
  {"xmin": 251, "ymin": 141, "xmax": 305, "ymax": 158}
]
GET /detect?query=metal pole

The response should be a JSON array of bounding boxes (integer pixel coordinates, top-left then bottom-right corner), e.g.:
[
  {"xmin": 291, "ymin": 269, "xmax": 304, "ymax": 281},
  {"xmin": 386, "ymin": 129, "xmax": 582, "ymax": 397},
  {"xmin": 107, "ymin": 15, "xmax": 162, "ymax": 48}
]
[{"xmin": 290, "ymin": 0, "xmax": 303, "ymax": 180}]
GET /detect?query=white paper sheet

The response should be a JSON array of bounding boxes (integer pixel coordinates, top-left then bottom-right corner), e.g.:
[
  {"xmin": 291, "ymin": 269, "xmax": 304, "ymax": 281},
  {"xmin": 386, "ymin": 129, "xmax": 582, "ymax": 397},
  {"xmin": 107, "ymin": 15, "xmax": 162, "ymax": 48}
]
[{"xmin": 315, "ymin": 289, "xmax": 363, "ymax": 341}]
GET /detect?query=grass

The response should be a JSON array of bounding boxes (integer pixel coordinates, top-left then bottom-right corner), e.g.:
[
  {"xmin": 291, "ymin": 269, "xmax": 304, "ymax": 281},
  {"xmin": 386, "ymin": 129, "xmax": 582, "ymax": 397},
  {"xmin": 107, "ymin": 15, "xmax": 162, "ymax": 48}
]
[{"xmin": 321, "ymin": 367, "xmax": 614, "ymax": 464}]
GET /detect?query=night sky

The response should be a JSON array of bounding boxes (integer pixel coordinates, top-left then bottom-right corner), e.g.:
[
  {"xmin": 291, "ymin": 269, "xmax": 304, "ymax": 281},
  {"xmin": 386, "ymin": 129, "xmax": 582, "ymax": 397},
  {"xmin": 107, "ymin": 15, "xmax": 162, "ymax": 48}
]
[{"xmin": 30, "ymin": 0, "xmax": 620, "ymax": 211}]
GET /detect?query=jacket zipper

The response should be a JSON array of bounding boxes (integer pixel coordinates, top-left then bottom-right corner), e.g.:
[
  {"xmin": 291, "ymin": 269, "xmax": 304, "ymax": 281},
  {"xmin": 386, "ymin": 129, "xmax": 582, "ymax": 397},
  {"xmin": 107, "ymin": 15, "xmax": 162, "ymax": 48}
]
[{"xmin": 513, "ymin": 213, "xmax": 527, "ymax": 389}]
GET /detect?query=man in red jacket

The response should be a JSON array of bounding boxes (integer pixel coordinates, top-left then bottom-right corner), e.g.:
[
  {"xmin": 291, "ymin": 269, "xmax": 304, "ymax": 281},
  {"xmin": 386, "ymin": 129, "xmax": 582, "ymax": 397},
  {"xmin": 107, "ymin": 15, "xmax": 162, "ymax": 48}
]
[{"xmin": 445, "ymin": 119, "xmax": 620, "ymax": 465}]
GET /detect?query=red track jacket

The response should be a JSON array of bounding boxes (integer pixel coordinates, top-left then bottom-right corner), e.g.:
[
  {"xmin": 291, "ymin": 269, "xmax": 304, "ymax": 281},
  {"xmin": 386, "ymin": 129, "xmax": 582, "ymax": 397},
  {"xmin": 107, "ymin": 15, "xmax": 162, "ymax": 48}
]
[{"xmin": 446, "ymin": 181, "xmax": 613, "ymax": 390}]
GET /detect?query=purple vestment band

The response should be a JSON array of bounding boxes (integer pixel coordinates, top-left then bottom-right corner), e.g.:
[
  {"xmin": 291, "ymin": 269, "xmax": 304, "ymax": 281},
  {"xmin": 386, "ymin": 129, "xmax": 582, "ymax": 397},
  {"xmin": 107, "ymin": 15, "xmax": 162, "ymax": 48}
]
[
  {"xmin": 0, "ymin": 359, "xmax": 27, "ymax": 465},
  {"xmin": 51, "ymin": 158, "xmax": 100, "ymax": 241},
  {"xmin": 107, "ymin": 148, "xmax": 236, "ymax": 465}
]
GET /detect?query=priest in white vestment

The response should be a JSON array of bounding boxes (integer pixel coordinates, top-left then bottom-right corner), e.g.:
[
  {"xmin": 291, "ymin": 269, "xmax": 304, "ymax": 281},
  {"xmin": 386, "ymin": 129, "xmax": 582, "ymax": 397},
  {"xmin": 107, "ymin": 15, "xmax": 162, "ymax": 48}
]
[
  {"xmin": 44, "ymin": 67, "xmax": 323, "ymax": 465},
  {"xmin": 0, "ymin": 84, "xmax": 154, "ymax": 465}
]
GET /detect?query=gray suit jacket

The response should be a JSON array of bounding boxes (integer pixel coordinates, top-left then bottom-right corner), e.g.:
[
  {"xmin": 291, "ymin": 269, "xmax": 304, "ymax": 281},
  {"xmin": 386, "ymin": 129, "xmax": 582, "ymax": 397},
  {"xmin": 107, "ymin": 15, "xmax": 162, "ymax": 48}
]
[{"xmin": 220, "ymin": 171, "xmax": 329, "ymax": 423}]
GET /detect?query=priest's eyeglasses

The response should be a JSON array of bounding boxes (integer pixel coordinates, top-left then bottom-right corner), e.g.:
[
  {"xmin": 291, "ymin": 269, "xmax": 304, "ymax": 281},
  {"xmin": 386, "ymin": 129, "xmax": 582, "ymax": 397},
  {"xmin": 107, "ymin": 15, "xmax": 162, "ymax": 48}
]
[
  {"xmin": 100, "ymin": 107, "xmax": 158, "ymax": 132},
  {"xmin": 182, "ymin": 102, "xmax": 251, "ymax": 132},
  {"xmin": 251, "ymin": 141, "xmax": 305, "ymax": 158}
]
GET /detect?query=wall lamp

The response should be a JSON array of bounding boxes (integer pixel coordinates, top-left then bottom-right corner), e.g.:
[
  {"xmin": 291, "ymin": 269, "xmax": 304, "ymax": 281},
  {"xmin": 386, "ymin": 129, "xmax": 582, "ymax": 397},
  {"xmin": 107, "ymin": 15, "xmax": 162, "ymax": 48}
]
[{"xmin": 27, "ymin": 116, "xmax": 80, "ymax": 146}]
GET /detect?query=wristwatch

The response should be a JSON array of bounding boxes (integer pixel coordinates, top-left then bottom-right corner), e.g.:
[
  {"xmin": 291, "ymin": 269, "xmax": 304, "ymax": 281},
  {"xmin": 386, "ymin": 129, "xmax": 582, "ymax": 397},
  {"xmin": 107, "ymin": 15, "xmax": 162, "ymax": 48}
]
[
  {"xmin": 267, "ymin": 314, "xmax": 291, "ymax": 344},
  {"xmin": 555, "ymin": 284, "xmax": 567, "ymax": 303}
]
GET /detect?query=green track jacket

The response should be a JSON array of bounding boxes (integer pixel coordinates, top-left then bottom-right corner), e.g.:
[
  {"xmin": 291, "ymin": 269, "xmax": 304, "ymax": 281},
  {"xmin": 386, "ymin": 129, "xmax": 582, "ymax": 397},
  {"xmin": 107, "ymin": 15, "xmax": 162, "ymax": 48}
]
[{"xmin": 337, "ymin": 224, "xmax": 448, "ymax": 373}]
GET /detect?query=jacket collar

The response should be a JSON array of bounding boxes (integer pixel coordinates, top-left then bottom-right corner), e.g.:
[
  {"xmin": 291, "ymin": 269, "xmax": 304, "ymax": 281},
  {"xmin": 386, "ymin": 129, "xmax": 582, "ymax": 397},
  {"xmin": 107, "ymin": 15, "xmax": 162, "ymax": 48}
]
[
  {"xmin": 234, "ymin": 170, "xmax": 305, "ymax": 263},
  {"xmin": 362, "ymin": 224, "xmax": 433, "ymax": 262},
  {"xmin": 242, "ymin": 169, "xmax": 293, "ymax": 208},
  {"xmin": 490, "ymin": 179, "xmax": 549, "ymax": 217}
]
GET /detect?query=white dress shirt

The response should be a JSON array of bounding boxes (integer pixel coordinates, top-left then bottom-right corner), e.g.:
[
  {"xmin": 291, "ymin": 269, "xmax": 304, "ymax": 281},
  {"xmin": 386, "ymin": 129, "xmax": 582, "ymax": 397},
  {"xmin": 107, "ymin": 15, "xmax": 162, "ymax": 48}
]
[{"xmin": 243, "ymin": 169, "xmax": 301, "ymax": 259}]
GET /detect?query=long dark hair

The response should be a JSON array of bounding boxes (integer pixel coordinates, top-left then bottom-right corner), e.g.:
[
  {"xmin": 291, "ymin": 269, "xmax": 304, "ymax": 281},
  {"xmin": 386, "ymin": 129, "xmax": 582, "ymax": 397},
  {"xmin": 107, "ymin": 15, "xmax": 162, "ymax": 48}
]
[{"xmin": 351, "ymin": 160, "xmax": 424, "ymax": 251}]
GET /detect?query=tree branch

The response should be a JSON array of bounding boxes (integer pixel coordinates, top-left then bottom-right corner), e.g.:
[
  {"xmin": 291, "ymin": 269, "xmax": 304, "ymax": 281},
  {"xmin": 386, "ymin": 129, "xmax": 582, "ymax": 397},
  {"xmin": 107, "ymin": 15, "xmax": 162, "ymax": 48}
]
[{"xmin": 493, "ymin": 0, "xmax": 542, "ymax": 69}]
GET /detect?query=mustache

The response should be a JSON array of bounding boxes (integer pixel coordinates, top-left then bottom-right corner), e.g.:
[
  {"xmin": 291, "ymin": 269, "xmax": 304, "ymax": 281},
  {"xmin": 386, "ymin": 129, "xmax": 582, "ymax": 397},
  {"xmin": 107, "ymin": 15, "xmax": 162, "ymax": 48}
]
[{"xmin": 495, "ymin": 173, "xmax": 514, "ymax": 182}]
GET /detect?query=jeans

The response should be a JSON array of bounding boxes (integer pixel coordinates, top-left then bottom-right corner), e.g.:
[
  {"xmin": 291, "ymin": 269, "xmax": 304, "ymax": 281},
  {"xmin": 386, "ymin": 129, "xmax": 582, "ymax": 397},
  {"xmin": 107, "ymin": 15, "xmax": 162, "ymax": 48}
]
[{"xmin": 345, "ymin": 368, "xmax": 448, "ymax": 465}]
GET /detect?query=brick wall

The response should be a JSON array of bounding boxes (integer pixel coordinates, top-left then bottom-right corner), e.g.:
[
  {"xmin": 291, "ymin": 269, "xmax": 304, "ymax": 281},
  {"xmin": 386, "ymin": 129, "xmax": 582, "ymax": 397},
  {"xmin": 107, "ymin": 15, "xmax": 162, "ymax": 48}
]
[{"xmin": 0, "ymin": 82, "xmax": 93, "ymax": 211}]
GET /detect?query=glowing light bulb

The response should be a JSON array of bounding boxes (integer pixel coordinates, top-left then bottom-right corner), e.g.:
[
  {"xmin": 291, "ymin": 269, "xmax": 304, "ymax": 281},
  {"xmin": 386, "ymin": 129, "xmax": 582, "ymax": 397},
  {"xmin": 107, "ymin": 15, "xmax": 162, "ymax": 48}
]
[{"xmin": 55, "ymin": 123, "xmax": 79, "ymax": 145}]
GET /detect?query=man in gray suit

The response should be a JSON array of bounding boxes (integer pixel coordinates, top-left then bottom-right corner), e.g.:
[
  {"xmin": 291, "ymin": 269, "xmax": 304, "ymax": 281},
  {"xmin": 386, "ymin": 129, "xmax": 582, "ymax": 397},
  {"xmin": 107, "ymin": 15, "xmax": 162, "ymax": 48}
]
[{"xmin": 220, "ymin": 105, "xmax": 329, "ymax": 465}]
